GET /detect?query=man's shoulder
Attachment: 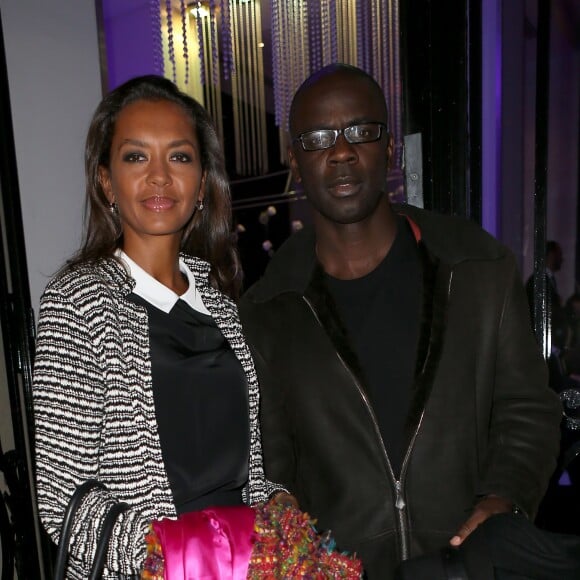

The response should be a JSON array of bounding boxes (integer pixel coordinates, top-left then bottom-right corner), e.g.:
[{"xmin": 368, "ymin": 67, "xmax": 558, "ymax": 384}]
[
  {"xmin": 395, "ymin": 203, "xmax": 508, "ymax": 264},
  {"xmin": 241, "ymin": 226, "xmax": 317, "ymax": 306}
]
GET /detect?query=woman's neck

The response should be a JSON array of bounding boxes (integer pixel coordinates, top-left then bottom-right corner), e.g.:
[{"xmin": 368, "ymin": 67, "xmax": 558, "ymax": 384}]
[{"xmin": 121, "ymin": 238, "xmax": 187, "ymax": 294}]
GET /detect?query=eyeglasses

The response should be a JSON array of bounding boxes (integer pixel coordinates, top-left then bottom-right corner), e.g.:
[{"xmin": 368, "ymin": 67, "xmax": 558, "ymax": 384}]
[{"xmin": 293, "ymin": 122, "xmax": 388, "ymax": 151}]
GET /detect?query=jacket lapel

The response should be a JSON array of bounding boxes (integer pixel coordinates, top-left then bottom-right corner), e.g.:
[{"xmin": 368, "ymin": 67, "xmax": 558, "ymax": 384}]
[
  {"xmin": 303, "ymin": 236, "xmax": 453, "ymax": 447},
  {"xmin": 305, "ymin": 264, "xmax": 372, "ymax": 398},
  {"xmin": 404, "ymin": 244, "xmax": 452, "ymax": 444}
]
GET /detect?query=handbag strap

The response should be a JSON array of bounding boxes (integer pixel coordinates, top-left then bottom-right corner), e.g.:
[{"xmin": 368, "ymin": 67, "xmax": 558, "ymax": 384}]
[
  {"xmin": 54, "ymin": 479, "xmax": 106, "ymax": 580},
  {"xmin": 440, "ymin": 546, "xmax": 469, "ymax": 580},
  {"xmin": 89, "ymin": 500, "xmax": 130, "ymax": 580},
  {"xmin": 54, "ymin": 479, "xmax": 130, "ymax": 579}
]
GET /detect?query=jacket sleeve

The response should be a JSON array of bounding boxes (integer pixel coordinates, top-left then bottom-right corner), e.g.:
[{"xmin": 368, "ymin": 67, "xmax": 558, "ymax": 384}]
[
  {"xmin": 33, "ymin": 283, "xmax": 149, "ymax": 576},
  {"xmin": 242, "ymin": 315, "xmax": 299, "ymax": 497},
  {"xmin": 479, "ymin": 255, "xmax": 562, "ymax": 517}
]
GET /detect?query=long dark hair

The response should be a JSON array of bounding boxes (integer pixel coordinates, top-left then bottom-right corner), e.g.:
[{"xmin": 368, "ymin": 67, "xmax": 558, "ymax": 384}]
[{"xmin": 69, "ymin": 75, "xmax": 241, "ymax": 298}]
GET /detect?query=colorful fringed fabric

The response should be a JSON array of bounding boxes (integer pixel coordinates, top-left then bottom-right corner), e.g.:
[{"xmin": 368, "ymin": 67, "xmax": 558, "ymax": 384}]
[
  {"xmin": 247, "ymin": 500, "xmax": 363, "ymax": 578},
  {"xmin": 142, "ymin": 526, "xmax": 164, "ymax": 580},
  {"xmin": 142, "ymin": 499, "xmax": 363, "ymax": 579}
]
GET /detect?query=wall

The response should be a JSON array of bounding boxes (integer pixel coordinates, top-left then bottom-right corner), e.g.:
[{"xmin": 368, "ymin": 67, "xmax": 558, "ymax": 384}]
[
  {"xmin": 0, "ymin": 3, "xmax": 102, "ymax": 573},
  {"xmin": 0, "ymin": 0, "xmax": 102, "ymax": 317}
]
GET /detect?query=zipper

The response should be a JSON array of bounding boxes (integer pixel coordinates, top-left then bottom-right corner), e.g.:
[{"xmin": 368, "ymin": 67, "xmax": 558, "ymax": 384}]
[
  {"xmin": 396, "ymin": 411, "xmax": 425, "ymax": 559},
  {"xmin": 395, "ymin": 480, "xmax": 405, "ymax": 509},
  {"xmin": 303, "ymin": 295, "xmax": 417, "ymax": 559}
]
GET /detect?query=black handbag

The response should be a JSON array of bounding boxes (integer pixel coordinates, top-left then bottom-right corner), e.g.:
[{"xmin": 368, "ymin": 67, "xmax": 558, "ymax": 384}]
[{"xmin": 53, "ymin": 479, "xmax": 130, "ymax": 580}]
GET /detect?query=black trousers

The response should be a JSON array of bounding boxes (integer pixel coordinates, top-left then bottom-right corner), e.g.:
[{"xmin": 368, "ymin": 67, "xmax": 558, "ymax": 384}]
[{"xmin": 395, "ymin": 514, "xmax": 580, "ymax": 580}]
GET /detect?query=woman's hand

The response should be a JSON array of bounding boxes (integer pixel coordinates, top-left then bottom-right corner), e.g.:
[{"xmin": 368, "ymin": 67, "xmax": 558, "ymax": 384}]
[{"xmin": 271, "ymin": 491, "xmax": 300, "ymax": 509}]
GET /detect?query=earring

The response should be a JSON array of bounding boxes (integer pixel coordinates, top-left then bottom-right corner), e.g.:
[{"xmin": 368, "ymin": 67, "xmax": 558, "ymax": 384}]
[
  {"xmin": 196, "ymin": 200, "xmax": 204, "ymax": 211},
  {"xmin": 109, "ymin": 201, "xmax": 118, "ymax": 214}
]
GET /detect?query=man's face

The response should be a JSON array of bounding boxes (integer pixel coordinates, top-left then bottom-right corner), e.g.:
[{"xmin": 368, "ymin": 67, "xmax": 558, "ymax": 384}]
[{"xmin": 288, "ymin": 72, "xmax": 392, "ymax": 226}]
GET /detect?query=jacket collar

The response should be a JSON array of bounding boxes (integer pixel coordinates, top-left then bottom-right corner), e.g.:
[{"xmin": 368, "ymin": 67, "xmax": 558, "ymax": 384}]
[
  {"xmin": 246, "ymin": 202, "xmax": 504, "ymax": 303},
  {"xmin": 243, "ymin": 203, "xmax": 486, "ymax": 455},
  {"xmin": 117, "ymin": 251, "xmax": 210, "ymax": 314},
  {"xmin": 89, "ymin": 253, "xmax": 212, "ymax": 299}
]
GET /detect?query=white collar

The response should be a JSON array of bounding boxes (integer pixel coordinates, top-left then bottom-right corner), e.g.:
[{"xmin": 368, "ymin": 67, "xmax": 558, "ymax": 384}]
[{"xmin": 118, "ymin": 250, "xmax": 210, "ymax": 315}]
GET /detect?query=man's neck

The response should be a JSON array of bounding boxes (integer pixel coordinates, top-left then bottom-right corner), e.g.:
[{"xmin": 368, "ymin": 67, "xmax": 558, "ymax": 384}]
[{"xmin": 314, "ymin": 201, "xmax": 397, "ymax": 280}]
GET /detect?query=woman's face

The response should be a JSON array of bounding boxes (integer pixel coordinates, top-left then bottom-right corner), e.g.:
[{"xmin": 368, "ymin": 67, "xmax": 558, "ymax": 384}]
[{"xmin": 99, "ymin": 98, "xmax": 205, "ymax": 250}]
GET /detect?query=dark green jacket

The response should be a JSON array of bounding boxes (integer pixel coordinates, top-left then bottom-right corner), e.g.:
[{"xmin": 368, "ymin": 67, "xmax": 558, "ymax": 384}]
[{"xmin": 239, "ymin": 203, "xmax": 562, "ymax": 579}]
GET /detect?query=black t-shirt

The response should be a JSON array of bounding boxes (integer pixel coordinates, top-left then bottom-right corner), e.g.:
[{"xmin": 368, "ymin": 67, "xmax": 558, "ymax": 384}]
[
  {"xmin": 128, "ymin": 294, "xmax": 250, "ymax": 514},
  {"xmin": 324, "ymin": 216, "xmax": 422, "ymax": 476}
]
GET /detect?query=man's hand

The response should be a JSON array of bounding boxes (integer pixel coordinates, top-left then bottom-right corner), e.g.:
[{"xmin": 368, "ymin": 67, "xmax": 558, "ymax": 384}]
[{"xmin": 449, "ymin": 495, "xmax": 513, "ymax": 546}]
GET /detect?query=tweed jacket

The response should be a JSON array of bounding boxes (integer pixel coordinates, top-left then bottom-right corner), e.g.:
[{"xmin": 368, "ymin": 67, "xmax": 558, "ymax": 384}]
[
  {"xmin": 33, "ymin": 254, "xmax": 280, "ymax": 578},
  {"xmin": 239, "ymin": 203, "xmax": 563, "ymax": 579}
]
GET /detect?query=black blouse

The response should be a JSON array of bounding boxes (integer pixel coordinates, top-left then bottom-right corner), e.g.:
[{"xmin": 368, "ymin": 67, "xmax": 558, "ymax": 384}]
[{"xmin": 128, "ymin": 293, "xmax": 250, "ymax": 514}]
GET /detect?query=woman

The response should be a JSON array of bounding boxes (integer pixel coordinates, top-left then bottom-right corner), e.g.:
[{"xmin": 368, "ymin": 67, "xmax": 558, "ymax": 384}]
[{"xmin": 33, "ymin": 76, "xmax": 361, "ymax": 578}]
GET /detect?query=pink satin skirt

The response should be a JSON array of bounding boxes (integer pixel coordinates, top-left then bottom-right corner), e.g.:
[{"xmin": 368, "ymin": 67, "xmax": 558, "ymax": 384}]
[{"xmin": 152, "ymin": 506, "xmax": 255, "ymax": 579}]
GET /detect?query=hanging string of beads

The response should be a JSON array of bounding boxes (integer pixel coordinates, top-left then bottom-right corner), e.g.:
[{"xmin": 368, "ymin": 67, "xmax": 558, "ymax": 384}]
[
  {"xmin": 179, "ymin": 0, "xmax": 189, "ymax": 84},
  {"xmin": 165, "ymin": 0, "xmax": 177, "ymax": 81},
  {"xmin": 154, "ymin": 0, "xmax": 402, "ymax": 175},
  {"xmin": 220, "ymin": 0, "xmax": 233, "ymax": 80},
  {"xmin": 150, "ymin": 0, "xmax": 164, "ymax": 75}
]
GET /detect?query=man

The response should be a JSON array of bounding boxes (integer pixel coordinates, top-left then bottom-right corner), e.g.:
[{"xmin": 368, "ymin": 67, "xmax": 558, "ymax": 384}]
[{"xmin": 239, "ymin": 64, "xmax": 562, "ymax": 578}]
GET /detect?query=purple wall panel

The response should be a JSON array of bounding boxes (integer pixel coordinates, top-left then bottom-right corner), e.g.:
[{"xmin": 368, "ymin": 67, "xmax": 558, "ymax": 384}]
[
  {"xmin": 102, "ymin": 0, "xmax": 157, "ymax": 90},
  {"xmin": 481, "ymin": 0, "xmax": 501, "ymax": 238}
]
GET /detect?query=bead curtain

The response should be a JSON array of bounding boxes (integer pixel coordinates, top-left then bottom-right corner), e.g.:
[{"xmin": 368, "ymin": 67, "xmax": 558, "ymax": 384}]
[
  {"xmin": 270, "ymin": 0, "xmax": 401, "ymax": 165},
  {"xmin": 152, "ymin": 0, "xmax": 401, "ymax": 174}
]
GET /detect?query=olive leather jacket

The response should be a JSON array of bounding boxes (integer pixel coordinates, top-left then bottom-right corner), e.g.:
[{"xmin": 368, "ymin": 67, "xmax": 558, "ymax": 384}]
[{"xmin": 239, "ymin": 203, "xmax": 562, "ymax": 579}]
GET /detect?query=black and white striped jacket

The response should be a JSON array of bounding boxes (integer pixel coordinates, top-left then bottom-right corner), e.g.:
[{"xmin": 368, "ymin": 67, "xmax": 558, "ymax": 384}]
[{"xmin": 33, "ymin": 254, "xmax": 280, "ymax": 578}]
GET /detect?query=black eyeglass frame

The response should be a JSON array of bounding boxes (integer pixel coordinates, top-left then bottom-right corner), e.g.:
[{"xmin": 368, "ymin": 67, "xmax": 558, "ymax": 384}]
[{"xmin": 292, "ymin": 122, "xmax": 389, "ymax": 151}]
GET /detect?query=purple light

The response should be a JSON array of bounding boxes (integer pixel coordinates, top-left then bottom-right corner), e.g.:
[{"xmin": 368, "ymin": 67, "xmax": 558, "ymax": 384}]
[
  {"xmin": 558, "ymin": 470, "xmax": 572, "ymax": 486},
  {"xmin": 101, "ymin": 0, "xmax": 159, "ymax": 90},
  {"xmin": 481, "ymin": 0, "xmax": 501, "ymax": 237}
]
